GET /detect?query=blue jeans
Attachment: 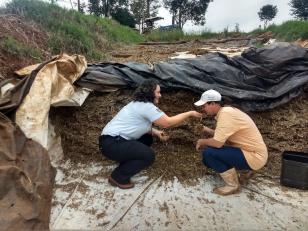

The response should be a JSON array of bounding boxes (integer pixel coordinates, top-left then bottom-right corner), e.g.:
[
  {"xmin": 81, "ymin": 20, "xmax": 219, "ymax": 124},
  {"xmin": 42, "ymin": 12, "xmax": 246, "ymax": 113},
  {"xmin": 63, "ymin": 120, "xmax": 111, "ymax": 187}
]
[{"xmin": 202, "ymin": 146, "xmax": 252, "ymax": 173}]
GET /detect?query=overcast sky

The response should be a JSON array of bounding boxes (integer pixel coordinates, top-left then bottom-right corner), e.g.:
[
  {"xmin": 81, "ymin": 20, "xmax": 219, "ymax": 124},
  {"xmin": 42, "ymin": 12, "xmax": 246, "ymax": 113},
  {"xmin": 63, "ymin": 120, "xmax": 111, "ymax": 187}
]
[
  {"xmin": 0, "ymin": 0, "xmax": 295, "ymax": 33},
  {"xmin": 158, "ymin": 0, "xmax": 294, "ymax": 33}
]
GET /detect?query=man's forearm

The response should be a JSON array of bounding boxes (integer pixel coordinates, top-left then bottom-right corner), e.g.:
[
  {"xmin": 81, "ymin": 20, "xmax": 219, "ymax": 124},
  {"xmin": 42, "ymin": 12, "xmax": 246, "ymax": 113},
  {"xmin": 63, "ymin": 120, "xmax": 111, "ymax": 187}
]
[
  {"xmin": 204, "ymin": 126, "xmax": 215, "ymax": 136},
  {"xmin": 201, "ymin": 138, "xmax": 224, "ymax": 148}
]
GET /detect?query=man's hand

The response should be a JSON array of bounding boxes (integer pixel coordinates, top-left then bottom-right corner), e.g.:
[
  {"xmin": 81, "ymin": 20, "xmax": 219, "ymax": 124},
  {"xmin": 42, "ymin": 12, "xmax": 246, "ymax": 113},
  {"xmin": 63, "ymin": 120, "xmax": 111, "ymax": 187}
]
[
  {"xmin": 194, "ymin": 124, "xmax": 205, "ymax": 135},
  {"xmin": 196, "ymin": 138, "xmax": 224, "ymax": 150},
  {"xmin": 196, "ymin": 139, "xmax": 207, "ymax": 151},
  {"xmin": 194, "ymin": 124, "xmax": 215, "ymax": 136},
  {"xmin": 203, "ymin": 126, "xmax": 214, "ymax": 136}
]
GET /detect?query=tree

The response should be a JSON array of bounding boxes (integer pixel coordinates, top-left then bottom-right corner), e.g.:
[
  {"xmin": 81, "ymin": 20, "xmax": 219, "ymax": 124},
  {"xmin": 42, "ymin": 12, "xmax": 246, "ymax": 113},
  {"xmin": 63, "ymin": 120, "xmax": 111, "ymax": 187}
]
[
  {"xmin": 111, "ymin": 7, "xmax": 136, "ymax": 27},
  {"xmin": 234, "ymin": 23, "xmax": 240, "ymax": 33},
  {"xmin": 289, "ymin": 0, "xmax": 308, "ymax": 20},
  {"xmin": 101, "ymin": 0, "xmax": 129, "ymax": 17},
  {"xmin": 72, "ymin": 0, "xmax": 87, "ymax": 13},
  {"xmin": 88, "ymin": 0, "xmax": 102, "ymax": 16},
  {"xmin": 88, "ymin": 0, "xmax": 129, "ymax": 18},
  {"xmin": 145, "ymin": 0, "xmax": 160, "ymax": 18},
  {"xmin": 163, "ymin": 0, "xmax": 212, "ymax": 29},
  {"xmin": 130, "ymin": 0, "xmax": 160, "ymax": 31},
  {"xmin": 130, "ymin": 0, "xmax": 146, "ymax": 30},
  {"xmin": 77, "ymin": 0, "xmax": 81, "ymax": 11},
  {"xmin": 258, "ymin": 4, "xmax": 278, "ymax": 28},
  {"xmin": 76, "ymin": 0, "xmax": 86, "ymax": 13}
]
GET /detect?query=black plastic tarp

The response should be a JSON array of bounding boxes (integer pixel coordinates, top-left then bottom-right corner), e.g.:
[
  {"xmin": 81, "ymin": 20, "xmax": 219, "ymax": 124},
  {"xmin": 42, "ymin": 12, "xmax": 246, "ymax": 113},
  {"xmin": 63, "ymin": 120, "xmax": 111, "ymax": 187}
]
[{"xmin": 77, "ymin": 42, "xmax": 308, "ymax": 111}]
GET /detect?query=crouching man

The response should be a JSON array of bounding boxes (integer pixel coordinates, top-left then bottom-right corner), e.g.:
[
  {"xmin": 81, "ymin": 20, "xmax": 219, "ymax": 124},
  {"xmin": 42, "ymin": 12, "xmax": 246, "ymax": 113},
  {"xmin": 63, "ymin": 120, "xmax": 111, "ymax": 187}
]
[{"xmin": 194, "ymin": 89, "xmax": 268, "ymax": 196}]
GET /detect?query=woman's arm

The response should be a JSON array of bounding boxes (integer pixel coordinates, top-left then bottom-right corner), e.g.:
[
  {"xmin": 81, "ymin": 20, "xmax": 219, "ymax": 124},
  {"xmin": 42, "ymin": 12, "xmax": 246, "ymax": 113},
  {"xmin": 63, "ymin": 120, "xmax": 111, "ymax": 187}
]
[{"xmin": 153, "ymin": 111, "xmax": 202, "ymax": 128}]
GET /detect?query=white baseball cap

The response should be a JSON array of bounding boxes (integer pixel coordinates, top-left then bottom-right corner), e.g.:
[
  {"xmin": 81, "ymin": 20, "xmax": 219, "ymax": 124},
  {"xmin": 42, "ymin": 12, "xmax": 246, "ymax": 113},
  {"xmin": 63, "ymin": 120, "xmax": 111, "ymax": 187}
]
[{"xmin": 194, "ymin": 89, "xmax": 222, "ymax": 106}]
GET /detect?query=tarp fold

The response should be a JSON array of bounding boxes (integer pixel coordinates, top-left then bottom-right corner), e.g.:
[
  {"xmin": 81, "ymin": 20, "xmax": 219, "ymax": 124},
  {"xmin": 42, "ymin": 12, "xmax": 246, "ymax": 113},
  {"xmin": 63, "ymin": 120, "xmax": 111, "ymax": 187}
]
[{"xmin": 77, "ymin": 42, "xmax": 308, "ymax": 110}]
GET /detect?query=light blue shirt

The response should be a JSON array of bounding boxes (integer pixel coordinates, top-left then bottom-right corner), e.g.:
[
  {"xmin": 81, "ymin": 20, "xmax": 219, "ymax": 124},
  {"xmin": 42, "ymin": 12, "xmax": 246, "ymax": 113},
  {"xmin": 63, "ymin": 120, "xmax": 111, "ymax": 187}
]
[{"xmin": 102, "ymin": 101, "xmax": 165, "ymax": 140}]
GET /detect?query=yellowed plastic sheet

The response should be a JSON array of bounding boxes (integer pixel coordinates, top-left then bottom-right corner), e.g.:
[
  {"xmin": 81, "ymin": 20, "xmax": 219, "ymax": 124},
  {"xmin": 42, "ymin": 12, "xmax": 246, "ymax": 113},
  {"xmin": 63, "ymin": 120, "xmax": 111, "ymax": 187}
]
[{"xmin": 15, "ymin": 54, "xmax": 87, "ymax": 148}]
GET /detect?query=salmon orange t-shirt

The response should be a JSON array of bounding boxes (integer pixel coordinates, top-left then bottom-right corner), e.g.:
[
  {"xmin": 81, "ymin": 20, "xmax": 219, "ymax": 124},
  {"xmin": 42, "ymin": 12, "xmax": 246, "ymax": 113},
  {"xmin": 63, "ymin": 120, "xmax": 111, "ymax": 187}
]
[{"xmin": 213, "ymin": 106, "xmax": 268, "ymax": 170}]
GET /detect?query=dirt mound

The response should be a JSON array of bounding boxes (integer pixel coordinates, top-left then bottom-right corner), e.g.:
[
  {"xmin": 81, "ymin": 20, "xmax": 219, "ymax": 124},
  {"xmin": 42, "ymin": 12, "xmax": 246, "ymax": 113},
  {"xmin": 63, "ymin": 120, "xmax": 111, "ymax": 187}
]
[
  {"xmin": 107, "ymin": 39, "xmax": 246, "ymax": 64},
  {"xmin": 0, "ymin": 14, "xmax": 49, "ymax": 78},
  {"xmin": 50, "ymin": 89, "xmax": 308, "ymax": 183},
  {"xmin": 252, "ymin": 92, "xmax": 308, "ymax": 177}
]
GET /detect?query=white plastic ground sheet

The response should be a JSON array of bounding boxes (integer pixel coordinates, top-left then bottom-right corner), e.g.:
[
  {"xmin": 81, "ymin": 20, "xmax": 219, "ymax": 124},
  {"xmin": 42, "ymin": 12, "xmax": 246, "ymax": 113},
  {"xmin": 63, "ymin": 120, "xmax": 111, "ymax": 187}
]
[
  {"xmin": 170, "ymin": 46, "xmax": 248, "ymax": 59},
  {"xmin": 50, "ymin": 160, "xmax": 308, "ymax": 231}
]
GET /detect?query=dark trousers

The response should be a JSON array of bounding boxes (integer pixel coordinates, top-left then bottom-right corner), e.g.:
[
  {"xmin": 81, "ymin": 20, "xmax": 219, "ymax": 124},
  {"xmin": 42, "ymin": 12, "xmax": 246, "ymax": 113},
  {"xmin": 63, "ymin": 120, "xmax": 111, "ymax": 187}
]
[
  {"xmin": 99, "ymin": 134, "xmax": 154, "ymax": 184},
  {"xmin": 202, "ymin": 146, "xmax": 252, "ymax": 173}
]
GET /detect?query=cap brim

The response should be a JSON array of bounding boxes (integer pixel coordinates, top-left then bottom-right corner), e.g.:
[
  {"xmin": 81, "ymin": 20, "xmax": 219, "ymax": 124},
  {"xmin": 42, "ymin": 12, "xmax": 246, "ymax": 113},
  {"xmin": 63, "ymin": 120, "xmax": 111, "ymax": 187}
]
[{"xmin": 194, "ymin": 100, "xmax": 206, "ymax": 106}]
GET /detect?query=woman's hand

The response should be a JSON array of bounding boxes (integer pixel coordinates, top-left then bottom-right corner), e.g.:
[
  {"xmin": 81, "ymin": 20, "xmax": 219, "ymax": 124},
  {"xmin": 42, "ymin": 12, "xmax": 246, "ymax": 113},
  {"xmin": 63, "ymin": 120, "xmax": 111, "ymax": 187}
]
[
  {"xmin": 190, "ymin": 111, "xmax": 203, "ymax": 118},
  {"xmin": 152, "ymin": 128, "xmax": 170, "ymax": 142},
  {"xmin": 156, "ymin": 130, "xmax": 170, "ymax": 142}
]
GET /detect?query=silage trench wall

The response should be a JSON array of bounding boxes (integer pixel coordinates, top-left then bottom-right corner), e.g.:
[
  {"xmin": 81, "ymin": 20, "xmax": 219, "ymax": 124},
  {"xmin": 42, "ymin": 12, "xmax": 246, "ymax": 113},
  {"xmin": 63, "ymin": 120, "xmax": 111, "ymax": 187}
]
[{"xmin": 50, "ymin": 89, "xmax": 308, "ymax": 181}]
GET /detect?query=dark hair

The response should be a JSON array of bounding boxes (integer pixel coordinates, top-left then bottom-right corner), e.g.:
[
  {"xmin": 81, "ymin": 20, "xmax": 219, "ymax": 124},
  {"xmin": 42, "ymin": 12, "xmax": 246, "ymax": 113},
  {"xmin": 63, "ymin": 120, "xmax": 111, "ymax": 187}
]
[
  {"xmin": 208, "ymin": 96, "xmax": 230, "ymax": 106},
  {"xmin": 133, "ymin": 79, "xmax": 159, "ymax": 103}
]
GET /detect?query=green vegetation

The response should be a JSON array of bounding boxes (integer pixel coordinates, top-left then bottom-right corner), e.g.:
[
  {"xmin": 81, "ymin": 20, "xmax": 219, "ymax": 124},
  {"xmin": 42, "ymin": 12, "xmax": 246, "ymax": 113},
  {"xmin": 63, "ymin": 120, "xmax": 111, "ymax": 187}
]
[
  {"xmin": 251, "ymin": 20, "xmax": 308, "ymax": 41},
  {"xmin": 4, "ymin": 0, "xmax": 144, "ymax": 60},
  {"xmin": 199, "ymin": 30, "xmax": 221, "ymax": 39},
  {"xmin": 289, "ymin": 0, "xmax": 308, "ymax": 20},
  {"xmin": 146, "ymin": 20, "xmax": 308, "ymax": 43},
  {"xmin": 145, "ymin": 27, "xmax": 242, "ymax": 42},
  {"xmin": 258, "ymin": 4, "xmax": 278, "ymax": 28},
  {"xmin": 0, "ymin": 36, "xmax": 42, "ymax": 60},
  {"xmin": 145, "ymin": 29, "xmax": 186, "ymax": 42},
  {"xmin": 163, "ymin": 0, "xmax": 211, "ymax": 29},
  {"xmin": 0, "ymin": 0, "xmax": 307, "ymax": 62}
]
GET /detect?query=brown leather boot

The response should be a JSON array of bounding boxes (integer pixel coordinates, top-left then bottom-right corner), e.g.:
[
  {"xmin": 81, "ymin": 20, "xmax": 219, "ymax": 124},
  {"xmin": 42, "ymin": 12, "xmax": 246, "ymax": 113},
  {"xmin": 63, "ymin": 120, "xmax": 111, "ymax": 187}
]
[
  {"xmin": 108, "ymin": 176, "xmax": 135, "ymax": 189},
  {"xmin": 213, "ymin": 168, "xmax": 240, "ymax": 196},
  {"xmin": 239, "ymin": 170, "xmax": 255, "ymax": 185}
]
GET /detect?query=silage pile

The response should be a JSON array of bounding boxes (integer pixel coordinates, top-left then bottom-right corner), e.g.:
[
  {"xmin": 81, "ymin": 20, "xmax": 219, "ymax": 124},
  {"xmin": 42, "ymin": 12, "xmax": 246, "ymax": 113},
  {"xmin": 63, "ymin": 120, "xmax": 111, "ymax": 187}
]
[{"xmin": 50, "ymin": 88, "xmax": 308, "ymax": 183}]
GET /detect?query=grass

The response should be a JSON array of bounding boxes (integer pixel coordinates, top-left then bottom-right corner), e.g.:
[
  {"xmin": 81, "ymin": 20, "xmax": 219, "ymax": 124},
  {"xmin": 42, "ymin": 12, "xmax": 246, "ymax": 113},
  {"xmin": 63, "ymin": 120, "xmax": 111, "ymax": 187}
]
[
  {"xmin": 146, "ymin": 20, "xmax": 308, "ymax": 43},
  {"xmin": 250, "ymin": 20, "xmax": 308, "ymax": 41},
  {"xmin": 4, "ymin": 0, "xmax": 144, "ymax": 61},
  {"xmin": 1, "ymin": 0, "xmax": 307, "ymax": 61},
  {"xmin": 145, "ymin": 29, "xmax": 186, "ymax": 42},
  {"xmin": 0, "ymin": 36, "xmax": 42, "ymax": 60},
  {"xmin": 145, "ymin": 27, "xmax": 246, "ymax": 42}
]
